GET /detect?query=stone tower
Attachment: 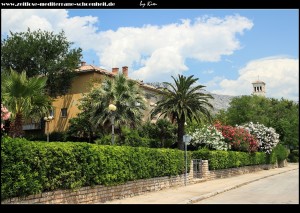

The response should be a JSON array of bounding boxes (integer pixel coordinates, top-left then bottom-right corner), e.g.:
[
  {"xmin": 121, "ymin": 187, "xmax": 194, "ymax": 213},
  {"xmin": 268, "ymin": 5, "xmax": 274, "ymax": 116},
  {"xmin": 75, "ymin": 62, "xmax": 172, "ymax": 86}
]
[{"xmin": 252, "ymin": 78, "xmax": 266, "ymax": 97}]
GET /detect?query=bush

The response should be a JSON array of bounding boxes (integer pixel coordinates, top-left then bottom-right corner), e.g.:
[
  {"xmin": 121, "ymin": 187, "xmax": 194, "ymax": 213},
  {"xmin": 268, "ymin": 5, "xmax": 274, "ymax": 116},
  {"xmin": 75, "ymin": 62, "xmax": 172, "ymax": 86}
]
[
  {"xmin": 266, "ymin": 143, "xmax": 289, "ymax": 164},
  {"xmin": 138, "ymin": 119, "xmax": 176, "ymax": 148},
  {"xmin": 95, "ymin": 128, "xmax": 153, "ymax": 147},
  {"xmin": 192, "ymin": 149, "xmax": 267, "ymax": 170},
  {"xmin": 48, "ymin": 131, "xmax": 68, "ymax": 142},
  {"xmin": 240, "ymin": 122, "xmax": 279, "ymax": 154},
  {"xmin": 95, "ymin": 135, "xmax": 116, "ymax": 145},
  {"xmin": 119, "ymin": 127, "xmax": 151, "ymax": 147},
  {"xmin": 214, "ymin": 122, "xmax": 258, "ymax": 153},
  {"xmin": 1, "ymin": 136, "xmax": 190, "ymax": 200},
  {"xmin": 272, "ymin": 144, "xmax": 289, "ymax": 162},
  {"xmin": 23, "ymin": 133, "xmax": 47, "ymax": 141},
  {"xmin": 288, "ymin": 150, "xmax": 299, "ymax": 162},
  {"xmin": 189, "ymin": 125, "xmax": 227, "ymax": 151},
  {"xmin": 24, "ymin": 131, "xmax": 68, "ymax": 142}
]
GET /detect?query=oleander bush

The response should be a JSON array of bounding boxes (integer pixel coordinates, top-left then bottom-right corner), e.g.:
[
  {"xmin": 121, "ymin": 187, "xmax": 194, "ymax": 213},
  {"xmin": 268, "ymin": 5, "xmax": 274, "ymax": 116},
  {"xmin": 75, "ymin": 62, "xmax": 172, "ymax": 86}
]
[
  {"xmin": 1, "ymin": 136, "xmax": 190, "ymax": 200},
  {"xmin": 240, "ymin": 122, "xmax": 280, "ymax": 154},
  {"xmin": 189, "ymin": 125, "xmax": 227, "ymax": 151}
]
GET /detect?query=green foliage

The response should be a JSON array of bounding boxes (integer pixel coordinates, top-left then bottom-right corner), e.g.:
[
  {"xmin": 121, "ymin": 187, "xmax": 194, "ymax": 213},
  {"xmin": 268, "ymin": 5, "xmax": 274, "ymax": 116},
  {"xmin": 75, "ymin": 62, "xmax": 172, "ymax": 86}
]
[
  {"xmin": 95, "ymin": 135, "xmax": 116, "ymax": 145},
  {"xmin": 1, "ymin": 29, "xmax": 82, "ymax": 97},
  {"xmin": 81, "ymin": 74, "xmax": 146, "ymax": 134},
  {"xmin": 288, "ymin": 150, "xmax": 299, "ymax": 163},
  {"xmin": 151, "ymin": 75, "xmax": 214, "ymax": 150},
  {"xmin": 1, "ymin": 137, "xmax": 188, "ymax": 200},
  {"xmin": 1, "ymin": 69, "xmax": 52, "ymax": 138},
  {"xmin": 270, "ymin": 143, "xmax": 289, "ymax": 163},
  {"xmin": 67, "ymin": 115, "xmax": 100, "ymax": 143},
  {"xmin": 95, "ymin": 128, "xmax": 153, "ymax": 148},
  {"xmin": 24, "ymin": 133, "xmax": 47, "ymax": 141},
  {"xmin": 47, "ymin": 131, "xmax": 68, "ymax": 142},
  {"xmin": 119, "ymin": 127, "xmax": 151, "ymax": 147},
  {"xmin": 214, "ymin": 95, "xmax": 299, "ymax": 150},
  {"xmin": 139, "ymin": 119, "xmax": 177, "ymax": 148},
  {"xmin": 192, "ymin": 149, "xmax": 267, "ymax": 170}
]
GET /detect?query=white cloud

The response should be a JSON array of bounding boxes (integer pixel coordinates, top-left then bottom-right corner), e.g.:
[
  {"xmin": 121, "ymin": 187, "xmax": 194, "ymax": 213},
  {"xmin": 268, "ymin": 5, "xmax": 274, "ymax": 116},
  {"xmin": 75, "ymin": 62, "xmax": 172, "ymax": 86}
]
[
  {"xmin": 210, "ymin": 57, "xmax": 299, "ymax": 101},
  {"xmin": 1, "ymin": 9, "xmax": 100, "ymax": 50},
  {"xmin": 1, "ymin": 9, "xmax": 68, "ymax": 33},
  {"xmin": 1, "ymin": 10, "xmax": 253, "ymax": 82}
]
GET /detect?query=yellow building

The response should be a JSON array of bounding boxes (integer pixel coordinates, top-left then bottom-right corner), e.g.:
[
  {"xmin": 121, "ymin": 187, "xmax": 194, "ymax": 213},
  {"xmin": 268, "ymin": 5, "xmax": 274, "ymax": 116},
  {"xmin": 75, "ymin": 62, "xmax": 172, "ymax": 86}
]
[{"xmin": 23, "ymin": 62, "xmax": 161, "ymax": 135}]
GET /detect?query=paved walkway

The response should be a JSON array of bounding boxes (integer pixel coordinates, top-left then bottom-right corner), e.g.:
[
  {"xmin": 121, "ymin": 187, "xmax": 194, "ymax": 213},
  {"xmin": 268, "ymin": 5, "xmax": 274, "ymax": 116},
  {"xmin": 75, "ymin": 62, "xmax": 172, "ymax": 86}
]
[{"xmin": 103, "ymin": 163, "xmax": 299, "ymax": 204}]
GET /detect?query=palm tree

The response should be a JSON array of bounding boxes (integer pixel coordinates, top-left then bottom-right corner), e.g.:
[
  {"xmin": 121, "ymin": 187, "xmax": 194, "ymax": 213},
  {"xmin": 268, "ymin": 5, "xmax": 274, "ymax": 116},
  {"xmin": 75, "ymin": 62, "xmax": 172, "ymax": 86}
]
[
  {"xmin": 151, "ymin": 75, "xmax": 214, "ymax": 150},
  {"xmin": 1, "ymin": 69, "xmax": 52, "ymax": 138},
  {"xmin": 89, "ymin": 74, "xmax": 146, "ymax": 133}
]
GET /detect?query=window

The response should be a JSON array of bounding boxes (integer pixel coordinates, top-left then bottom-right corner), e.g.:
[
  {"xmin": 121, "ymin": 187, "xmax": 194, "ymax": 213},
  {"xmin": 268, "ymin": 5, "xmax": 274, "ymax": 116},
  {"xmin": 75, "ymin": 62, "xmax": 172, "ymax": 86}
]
[
  {"xmin": 61, "ymin": 108, "xmax": 67, "ymax": 117},
  {"xmin": 49, "ymin": 108, "xmax": 55, "ymax": 117}
]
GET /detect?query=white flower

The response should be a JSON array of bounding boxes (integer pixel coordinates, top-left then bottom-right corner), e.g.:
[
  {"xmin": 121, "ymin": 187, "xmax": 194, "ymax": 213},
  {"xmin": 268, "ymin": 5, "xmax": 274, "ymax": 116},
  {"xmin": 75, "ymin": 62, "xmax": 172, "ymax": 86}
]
[{"xmin": 239, "ymin": 122, "xmax": 280, "ymax": 154}]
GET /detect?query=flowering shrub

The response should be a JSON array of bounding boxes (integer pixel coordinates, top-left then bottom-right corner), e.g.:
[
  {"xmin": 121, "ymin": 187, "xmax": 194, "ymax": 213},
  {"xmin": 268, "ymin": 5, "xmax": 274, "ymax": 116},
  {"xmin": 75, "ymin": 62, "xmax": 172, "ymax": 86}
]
[
  {"xmin": 1, "ymin": 104, "xmax": 11, "ymax": 130},
  {"xmin": 189, "ymin": 125, "xmax": 227, "ymax": 150},
  {"xmin": 240, "ymin": 122, "xmax": 279, "ymax": 154},
  {"xmin": 214, "ymin": 121, "xmax": 258, "ymax": 153}
]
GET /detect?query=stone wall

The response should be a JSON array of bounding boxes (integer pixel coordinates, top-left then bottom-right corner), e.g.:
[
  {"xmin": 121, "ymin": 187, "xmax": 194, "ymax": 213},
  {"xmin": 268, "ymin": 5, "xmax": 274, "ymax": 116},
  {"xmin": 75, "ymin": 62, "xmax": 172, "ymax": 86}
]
[
  {"xmin": 2, "ymin": 160, "xmax": 282, "ymax": 204},
  {"xmin": 199, "ymin": 160, "xmax": 278, "ymax": 181},
  {"xmin": 2, "ymin": 165, "xmax": 195, "ymax": 204}
]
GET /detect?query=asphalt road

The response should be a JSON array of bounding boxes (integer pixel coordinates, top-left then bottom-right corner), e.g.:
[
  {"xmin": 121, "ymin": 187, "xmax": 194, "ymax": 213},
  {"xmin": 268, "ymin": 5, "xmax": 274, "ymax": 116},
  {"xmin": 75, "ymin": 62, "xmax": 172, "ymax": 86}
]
[{"xmin": 195, "ymin": 169, "xmax": 299, "ymax": 204}]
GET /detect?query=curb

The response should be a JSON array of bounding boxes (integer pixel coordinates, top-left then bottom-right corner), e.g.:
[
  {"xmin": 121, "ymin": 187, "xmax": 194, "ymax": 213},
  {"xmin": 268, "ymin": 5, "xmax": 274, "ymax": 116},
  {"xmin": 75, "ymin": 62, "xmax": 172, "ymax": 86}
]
[{"xmin": 180, "ymin": 167, "xmax": 299, "ymax": 204}]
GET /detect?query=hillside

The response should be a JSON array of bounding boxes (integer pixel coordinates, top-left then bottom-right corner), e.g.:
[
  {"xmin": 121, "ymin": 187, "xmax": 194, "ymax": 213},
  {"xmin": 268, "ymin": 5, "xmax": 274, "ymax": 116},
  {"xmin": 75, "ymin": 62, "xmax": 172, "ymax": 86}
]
[
  {"xmin": 145, "ymin": 82, "xmax": 235, "ymax": 114},
  {"xmin": 206, "ymin": 91, "xmax": 235, "ymax": 114}
]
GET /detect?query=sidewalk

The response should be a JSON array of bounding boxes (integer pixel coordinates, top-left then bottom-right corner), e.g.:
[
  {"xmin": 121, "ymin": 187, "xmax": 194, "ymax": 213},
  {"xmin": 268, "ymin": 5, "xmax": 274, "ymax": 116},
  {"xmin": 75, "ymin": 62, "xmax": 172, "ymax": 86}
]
[{"xmin": 103, "ymin": 163, "xmax": 299, "ymax": 204}]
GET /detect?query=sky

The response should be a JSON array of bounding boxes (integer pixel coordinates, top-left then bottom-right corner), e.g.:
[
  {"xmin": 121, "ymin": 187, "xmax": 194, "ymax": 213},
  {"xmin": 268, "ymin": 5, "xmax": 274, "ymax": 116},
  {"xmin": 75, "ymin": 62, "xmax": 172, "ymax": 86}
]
[{"xmin": 1, "ymin": 9, "xmax": 299, "ymax": 101}]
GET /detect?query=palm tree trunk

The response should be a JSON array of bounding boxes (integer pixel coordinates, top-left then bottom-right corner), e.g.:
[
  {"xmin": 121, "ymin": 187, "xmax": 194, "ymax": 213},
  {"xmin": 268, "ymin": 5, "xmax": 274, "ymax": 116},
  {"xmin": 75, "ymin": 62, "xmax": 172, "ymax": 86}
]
[
  {"xmin": 9, "ymin": 112, "xmax": 24, "ymax": 138},
  {"xmin": 177, "ymin": 118, "xmax": 185, "ymax": 150}
]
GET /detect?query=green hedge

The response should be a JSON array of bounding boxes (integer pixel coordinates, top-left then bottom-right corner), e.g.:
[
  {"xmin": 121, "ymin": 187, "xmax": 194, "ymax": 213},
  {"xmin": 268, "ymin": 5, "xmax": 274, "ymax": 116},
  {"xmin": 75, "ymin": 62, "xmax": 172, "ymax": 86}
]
[
  {"xmin": 1, "ymin": 137, "xmax": 191, "ymax": 200},
  {"xmin": 192, "ymin": 144, "xmax": 289, "ymax": 170},
  {"xmin": 192, "ymin": 149, "xmax": 267, "ymax": 170}
]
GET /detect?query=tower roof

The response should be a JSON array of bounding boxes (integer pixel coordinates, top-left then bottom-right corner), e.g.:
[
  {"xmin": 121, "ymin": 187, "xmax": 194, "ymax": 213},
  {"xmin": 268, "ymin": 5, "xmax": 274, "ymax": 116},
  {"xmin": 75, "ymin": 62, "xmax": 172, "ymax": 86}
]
[{"xmin": 252, "ymin": 80, "xmax": 265, "ymax": 85}]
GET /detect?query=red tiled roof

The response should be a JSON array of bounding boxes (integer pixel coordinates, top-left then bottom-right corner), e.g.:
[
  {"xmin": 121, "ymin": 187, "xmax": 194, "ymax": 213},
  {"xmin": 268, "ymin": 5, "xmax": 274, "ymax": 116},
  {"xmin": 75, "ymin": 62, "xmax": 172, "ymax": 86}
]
[
  {"xmin": 75, "ymin": 63, "xmax": 162, "ymax": 93},
  {"xmin": 75, "ymin": 64, "xmax": 115, "ymax": 77}
]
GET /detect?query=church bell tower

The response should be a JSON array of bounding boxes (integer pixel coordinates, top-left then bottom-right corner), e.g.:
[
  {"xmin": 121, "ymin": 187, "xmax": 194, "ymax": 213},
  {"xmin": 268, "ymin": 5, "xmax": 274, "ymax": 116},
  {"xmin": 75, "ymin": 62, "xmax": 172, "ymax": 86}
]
[{"xmin": 252, "ymin": 77, "xmax": 266, "ymax": 97}]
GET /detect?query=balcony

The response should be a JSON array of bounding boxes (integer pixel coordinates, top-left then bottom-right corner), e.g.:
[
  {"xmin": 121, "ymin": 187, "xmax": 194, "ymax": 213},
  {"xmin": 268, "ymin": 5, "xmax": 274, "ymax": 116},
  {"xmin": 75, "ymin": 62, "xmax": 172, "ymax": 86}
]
[{"xmin": 22, "ymin": 123, "xmax": 42, "ymax": 130}]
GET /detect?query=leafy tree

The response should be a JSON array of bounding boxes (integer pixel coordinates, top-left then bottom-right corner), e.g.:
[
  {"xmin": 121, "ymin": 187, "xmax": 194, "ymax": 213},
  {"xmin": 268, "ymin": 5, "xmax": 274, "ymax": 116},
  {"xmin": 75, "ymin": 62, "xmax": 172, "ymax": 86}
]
[
  {"xmin": 67, "ymin": 115, "xmax": 98, "ymax": 143},
  {"xmin": 86, "ymin": 74, "xmax": 146, "ymax": 135},
  {"xmin": 139, "ymin": 119, "xmax": 177, "ymax": 148},
  {"xmin": 1, "ymin": 69, "xmax": 52, "ymax": 137},
  {"xmin": 214, "ymin": 95, "xmax": 299, "ymax": 150},
  {"xmin": 67, "ymin": 79, "xmax": 104, "ymax": 142},
  {"xmin": 1, "ymin": 29, "xmax": 82, "ymax": 97},
  {"xmin": 151, "ymin": 75, "xmax": 214, "ymax": 150}
]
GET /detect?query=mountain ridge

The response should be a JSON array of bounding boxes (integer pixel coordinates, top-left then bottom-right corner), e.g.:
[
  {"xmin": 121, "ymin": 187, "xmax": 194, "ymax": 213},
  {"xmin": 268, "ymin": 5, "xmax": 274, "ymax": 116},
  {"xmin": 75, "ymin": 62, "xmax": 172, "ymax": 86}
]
[{"xmin": 145, "ymin": 82, "xmax": 235, "ymax": 114}]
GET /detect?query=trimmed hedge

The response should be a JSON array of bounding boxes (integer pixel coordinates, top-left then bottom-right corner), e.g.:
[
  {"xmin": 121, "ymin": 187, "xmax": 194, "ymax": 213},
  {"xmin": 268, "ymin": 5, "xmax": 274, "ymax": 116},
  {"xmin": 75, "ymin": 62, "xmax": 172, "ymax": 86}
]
[
  {"xmin": 192, "ymin": 143, "xmax": 288, "ymax": 170},
  {"xmin": 192, "ymin": 149, "xmax": 267, "ymax": 170},
  {"xmin": 1, "ymin": 137, "xmax": 190, "ymax": 200}
]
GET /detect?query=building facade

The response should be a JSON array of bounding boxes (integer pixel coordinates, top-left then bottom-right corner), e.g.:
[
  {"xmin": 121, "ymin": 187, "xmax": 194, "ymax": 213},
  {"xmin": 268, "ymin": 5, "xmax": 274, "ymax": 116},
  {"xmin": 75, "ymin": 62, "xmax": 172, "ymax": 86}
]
[{"xmin": 23, "ymin": 62, "xmax": 161, "ymax": 135}]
